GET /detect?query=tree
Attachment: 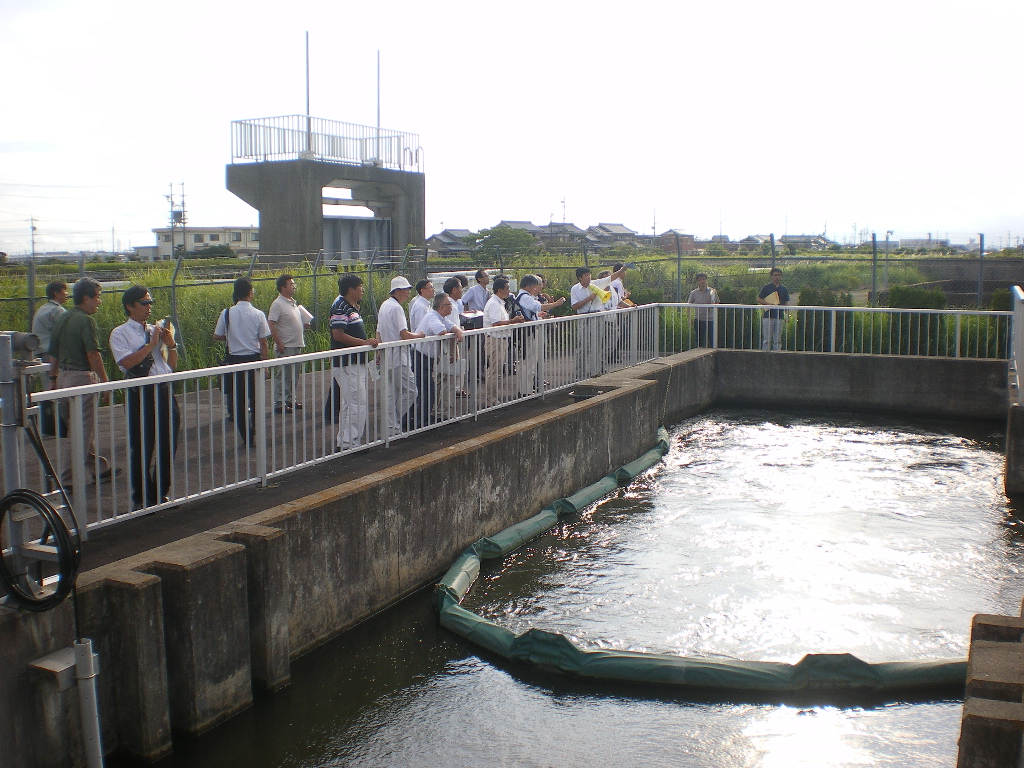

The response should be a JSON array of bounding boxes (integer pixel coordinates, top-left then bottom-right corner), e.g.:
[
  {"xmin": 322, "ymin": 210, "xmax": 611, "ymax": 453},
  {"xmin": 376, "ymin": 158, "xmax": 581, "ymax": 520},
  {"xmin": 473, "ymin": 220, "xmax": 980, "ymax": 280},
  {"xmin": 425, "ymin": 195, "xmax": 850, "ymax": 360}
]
[{"xmin": 473, "ymin": 225, "xmax": 538, "ymax": 260}]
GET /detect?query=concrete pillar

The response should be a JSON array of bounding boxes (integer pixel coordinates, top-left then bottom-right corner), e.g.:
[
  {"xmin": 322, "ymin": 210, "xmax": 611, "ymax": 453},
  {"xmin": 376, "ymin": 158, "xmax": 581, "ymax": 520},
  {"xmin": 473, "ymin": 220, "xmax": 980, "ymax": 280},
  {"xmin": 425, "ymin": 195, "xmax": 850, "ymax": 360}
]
[
  {"xmin": 143, "ymin": 538, "xmax": 252, "ymax": 735},
  {"xmin": 1005, "ymin": 405, "xmax": 1024, "ymax": 495},
  {"xmin": 958, "ymin": 614, "xmax": 1024, "ymax": 767},
  {"xmin": 220, "ymin": 524, "xmax": 291, "ymax": 692},
  {"xmin": 75, "ymin": 570, "xmax": 172, "ymax": 762}
]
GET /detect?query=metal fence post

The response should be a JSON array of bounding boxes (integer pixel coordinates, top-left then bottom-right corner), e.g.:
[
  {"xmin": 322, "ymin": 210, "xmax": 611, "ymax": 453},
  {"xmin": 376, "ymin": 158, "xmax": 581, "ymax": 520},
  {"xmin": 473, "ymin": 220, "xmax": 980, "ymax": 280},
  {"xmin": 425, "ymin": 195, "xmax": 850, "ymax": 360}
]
[{"xmin": 255, "ymin": 363, "xmax": 268, "ymax": 485}]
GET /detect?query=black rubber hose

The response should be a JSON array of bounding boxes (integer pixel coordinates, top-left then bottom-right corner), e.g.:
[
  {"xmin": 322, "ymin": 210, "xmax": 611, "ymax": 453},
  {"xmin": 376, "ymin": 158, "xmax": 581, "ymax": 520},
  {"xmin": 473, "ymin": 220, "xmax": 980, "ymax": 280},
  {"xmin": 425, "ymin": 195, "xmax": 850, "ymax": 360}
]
[{"xmin": 0, "ymin": 489, "xmax": 79, "ymax": 612}]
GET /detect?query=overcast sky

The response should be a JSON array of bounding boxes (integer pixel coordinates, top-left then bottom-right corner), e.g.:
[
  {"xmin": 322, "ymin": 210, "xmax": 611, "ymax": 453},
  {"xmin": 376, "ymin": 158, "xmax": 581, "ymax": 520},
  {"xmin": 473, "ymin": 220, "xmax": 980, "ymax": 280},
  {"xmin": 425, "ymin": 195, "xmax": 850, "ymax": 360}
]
[{"xmin": 1, "ymin": 0, "xmax": 1021, "ymax": 255}]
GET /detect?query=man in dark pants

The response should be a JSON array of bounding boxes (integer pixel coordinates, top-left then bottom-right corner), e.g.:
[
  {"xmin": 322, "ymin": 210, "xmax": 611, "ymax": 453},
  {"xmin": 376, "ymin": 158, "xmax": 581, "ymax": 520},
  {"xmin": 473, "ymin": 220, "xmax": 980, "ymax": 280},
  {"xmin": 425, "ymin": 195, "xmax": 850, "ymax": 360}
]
[
  {"xmin": 47, "ymin": 278, "xmax": 112, "ymax": 486},
  {"xmin": 214, "ymin": 277, "xmax": 270, "ymax": 443},
  {"xmin": 109, "ymin": 286, "xmax": 181, "ymax": 510}
]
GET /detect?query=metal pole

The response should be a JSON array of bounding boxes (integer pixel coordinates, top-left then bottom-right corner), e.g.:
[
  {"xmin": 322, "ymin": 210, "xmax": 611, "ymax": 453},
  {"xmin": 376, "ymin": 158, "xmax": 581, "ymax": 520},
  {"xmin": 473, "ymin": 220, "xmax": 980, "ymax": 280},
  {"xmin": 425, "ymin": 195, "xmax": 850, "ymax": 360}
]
[
  {"xmin": 978, "ymin": 233, "xmax": 985, "ymax": 308},
  {"xmin": 871, "ymin": 233, "xmax": 878, "ymax": 307},
  {"xmin": 0, "ymin": 333, "xmax": 23, "ymax": 494},
  {"xmin": 769, "ymin": 233, "xmax": 777, "ymax": 270},
  {"xmin": 674, "ymin": 233, "xmax": 683, "ymax": 303},
  {"xmin": 74, "ymin": 638, "xmax": 104, "ymax": 768},
  {"xmin": 884, "ymin": 230, "xmax": 892, "ymax": 291}
]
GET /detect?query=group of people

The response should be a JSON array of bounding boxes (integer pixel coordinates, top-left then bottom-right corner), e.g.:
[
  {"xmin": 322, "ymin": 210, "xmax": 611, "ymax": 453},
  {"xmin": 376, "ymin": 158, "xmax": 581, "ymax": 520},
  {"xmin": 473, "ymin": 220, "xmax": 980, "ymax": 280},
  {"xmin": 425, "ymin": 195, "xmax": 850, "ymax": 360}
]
[
  {"xmin": 686, "ymin": 268, "xmax": 791, "ymax": 351},
  {"xmin": 32, "ymin": 265, "xmax": 789, "ymax": 511},
  {"xmin": 39, "ymin": 278, "xmax": 180, "ymax": 511},
  {"xmin": 36, "ymin": 274, "xmax": 310, "ymax": 511}
]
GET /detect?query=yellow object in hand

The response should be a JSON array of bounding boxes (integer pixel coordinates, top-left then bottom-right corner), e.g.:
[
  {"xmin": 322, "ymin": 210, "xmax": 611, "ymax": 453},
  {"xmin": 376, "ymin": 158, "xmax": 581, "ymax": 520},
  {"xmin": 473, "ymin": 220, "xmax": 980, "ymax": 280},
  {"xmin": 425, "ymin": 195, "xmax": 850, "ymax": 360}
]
[{"xmin": 588, "ymin": 284, "xmax": 611, "ymax": 303}]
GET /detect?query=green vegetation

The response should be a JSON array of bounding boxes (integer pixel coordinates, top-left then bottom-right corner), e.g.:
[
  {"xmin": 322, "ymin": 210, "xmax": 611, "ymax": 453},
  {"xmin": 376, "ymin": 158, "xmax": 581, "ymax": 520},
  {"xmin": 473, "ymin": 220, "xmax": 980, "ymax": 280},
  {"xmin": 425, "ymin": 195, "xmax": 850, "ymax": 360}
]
[{"xmin": 0, "ymin": 249, "xmax": 1013, "ymax": 377}]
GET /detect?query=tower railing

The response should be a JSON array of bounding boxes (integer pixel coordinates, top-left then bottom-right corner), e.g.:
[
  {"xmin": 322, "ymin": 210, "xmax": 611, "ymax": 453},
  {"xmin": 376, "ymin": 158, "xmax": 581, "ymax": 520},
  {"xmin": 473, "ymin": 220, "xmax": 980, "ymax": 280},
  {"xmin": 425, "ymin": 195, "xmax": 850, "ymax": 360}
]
[{"xmin": 231, "ymin": 115, "xmax": 422, "ymax": 172}]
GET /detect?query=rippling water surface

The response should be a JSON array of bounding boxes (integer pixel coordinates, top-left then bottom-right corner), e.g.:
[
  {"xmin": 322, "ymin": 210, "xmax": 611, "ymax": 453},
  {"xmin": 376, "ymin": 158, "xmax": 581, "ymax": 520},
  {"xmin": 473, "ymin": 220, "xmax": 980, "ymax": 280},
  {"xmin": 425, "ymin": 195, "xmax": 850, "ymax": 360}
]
[{"xmin": 150, "ymin": 411, "xmax": 1023, "ymax": 768}]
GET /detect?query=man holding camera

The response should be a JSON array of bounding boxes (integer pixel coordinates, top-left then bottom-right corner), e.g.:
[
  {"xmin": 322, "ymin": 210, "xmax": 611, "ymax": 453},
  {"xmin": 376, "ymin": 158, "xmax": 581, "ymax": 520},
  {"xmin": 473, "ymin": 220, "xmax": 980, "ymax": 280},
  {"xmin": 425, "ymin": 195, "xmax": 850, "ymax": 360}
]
[{"xmin": 109, "ymin": 286, "xmax": 180, "ymax": 510}]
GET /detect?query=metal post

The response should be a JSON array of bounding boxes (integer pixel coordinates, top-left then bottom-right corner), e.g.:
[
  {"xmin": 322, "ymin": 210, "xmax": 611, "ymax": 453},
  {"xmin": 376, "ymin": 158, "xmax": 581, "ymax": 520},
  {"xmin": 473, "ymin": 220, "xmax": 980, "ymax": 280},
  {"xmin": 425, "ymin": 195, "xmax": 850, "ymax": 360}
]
[
  {"xmin": 871, "ymin": 233, "xmax": 878, "ymax": 307},
  {"xmin": 27, "ymin": 253, "xmax": 36, "ymax": 331},
  {"xmin": 0, "ymin": 333, "xmax": 22, "ymax": 494},
  {"xmin": 978, "ymin": 233, "xmax": 985, "ymax": 308},
  {"xmin": 674, "ymin": 233, "xmax": 683, "ymax": 303},
  {"xmin": 769, "ymin": 233, "xmax": 777, "ymax": 270},
  {"xmin": 170, "ymin": 250, "xmax": 185, "ymax": 360},
  {"xmin": 74, "ymin": 638, "xmax": 104, "ymax": 768},
  {"xmin": 254, "ymin": 362, "xmax": 268, "ymax": 485}
]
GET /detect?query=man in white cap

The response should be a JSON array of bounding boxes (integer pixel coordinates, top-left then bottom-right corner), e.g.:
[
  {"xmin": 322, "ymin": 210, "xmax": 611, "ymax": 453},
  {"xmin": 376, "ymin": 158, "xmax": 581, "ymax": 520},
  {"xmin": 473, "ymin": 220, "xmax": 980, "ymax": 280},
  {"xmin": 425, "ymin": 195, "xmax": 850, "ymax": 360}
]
[{"xmin": 377, "ymin": 276, "xmax": 425, "ymax": 434}]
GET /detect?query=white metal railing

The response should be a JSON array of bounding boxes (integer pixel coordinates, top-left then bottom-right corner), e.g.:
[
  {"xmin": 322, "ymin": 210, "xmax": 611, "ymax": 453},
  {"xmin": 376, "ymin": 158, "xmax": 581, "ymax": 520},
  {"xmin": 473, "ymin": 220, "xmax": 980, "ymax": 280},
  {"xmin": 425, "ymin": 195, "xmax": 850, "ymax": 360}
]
[
  {"xmin": 660, "ymin": 303, "xmax": 1012, "ymax": 359},
  {"xmin": 1011, "ymin": 287, "xmax": 1024, "ymax": 405},
  {"xmin": 230, "ymin": 115, "xmax": 422, "ymax": 171},
  {"xmin": 25, "ymin": 306, "xmax": 658, "ymax": 534}
]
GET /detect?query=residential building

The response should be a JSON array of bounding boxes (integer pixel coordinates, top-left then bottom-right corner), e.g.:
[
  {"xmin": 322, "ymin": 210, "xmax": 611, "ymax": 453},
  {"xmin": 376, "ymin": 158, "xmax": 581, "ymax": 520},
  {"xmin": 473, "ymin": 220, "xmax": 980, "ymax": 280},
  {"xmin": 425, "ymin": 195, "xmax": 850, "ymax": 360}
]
[{"xmin": 152, "ymin": 226, "xmax": 260, "ymax": 259}]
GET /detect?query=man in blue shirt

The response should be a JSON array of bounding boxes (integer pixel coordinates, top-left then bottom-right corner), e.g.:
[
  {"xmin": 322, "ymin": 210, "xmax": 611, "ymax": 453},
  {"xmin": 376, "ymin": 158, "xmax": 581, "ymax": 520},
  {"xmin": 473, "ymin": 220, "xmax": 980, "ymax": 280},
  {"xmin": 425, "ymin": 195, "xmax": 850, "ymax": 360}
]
[{"xmin": 757, "ymin": 268, "xmax": 790, "ymax": 352}]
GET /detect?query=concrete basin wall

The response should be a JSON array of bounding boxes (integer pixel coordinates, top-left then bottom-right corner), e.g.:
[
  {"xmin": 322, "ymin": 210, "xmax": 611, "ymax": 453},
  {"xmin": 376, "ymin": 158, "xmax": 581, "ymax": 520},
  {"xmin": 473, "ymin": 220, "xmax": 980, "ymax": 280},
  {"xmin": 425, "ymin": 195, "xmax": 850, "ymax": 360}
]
[{"xmin": 3, "ymin": 349, "xmax": 1009, "ymax": 766}]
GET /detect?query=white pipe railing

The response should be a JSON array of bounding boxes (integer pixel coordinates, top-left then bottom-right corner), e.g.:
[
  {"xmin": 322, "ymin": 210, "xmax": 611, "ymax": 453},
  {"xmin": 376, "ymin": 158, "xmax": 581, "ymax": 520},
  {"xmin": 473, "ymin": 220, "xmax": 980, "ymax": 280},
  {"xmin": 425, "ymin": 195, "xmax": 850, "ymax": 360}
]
[
  {"xmin": 660, "ymin": 303, "xmax": 1012, "ymax": 359},
  {"xmin": 26, "ymin": 306, "xmax": 660, "ymax": 534},
  {"xmin": 21, "ymin": 302, "xmax": 1011, "ymax": 535}
]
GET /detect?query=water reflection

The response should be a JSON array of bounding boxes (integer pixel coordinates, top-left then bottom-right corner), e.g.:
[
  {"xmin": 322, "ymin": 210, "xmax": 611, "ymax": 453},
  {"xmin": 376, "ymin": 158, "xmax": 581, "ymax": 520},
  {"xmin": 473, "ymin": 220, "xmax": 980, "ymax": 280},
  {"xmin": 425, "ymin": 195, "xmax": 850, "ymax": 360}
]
[{"xmin": 143, "ymin": 410, "xmax": 1011, "ymax": 768}]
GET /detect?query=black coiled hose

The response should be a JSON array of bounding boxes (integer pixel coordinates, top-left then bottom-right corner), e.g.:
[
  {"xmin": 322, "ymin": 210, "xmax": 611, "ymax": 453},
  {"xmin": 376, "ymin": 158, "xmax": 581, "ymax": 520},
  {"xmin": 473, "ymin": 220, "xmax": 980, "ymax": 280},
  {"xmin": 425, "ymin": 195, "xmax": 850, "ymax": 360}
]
[{"xmin": 0, "ymin": 489, "xmax": 80, "ymax": 612}]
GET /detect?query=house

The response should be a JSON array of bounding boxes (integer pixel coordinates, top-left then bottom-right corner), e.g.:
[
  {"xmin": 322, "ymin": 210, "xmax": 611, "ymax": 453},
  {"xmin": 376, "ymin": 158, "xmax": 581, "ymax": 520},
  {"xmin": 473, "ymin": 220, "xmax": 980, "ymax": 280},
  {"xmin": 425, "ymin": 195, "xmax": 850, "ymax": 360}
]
[
  {"xmin": 659, "ymin": 230, "xmax": 698, "ymax": 253},
  {"xmin": 778, "ymin": 235, "xmax": 831, "ymax": 251},
  {"xmin": 152, "ymin": 226, "xmax": 260, "ymax": 258},
  {"xmin": 586, "ymin": 223, "xmax": 638, "ymax": 248},
  {"xmin": 538, "ymin": 222, "xmax": 587, "ymax": 246},
  {"xmin": 426, "ymin": 229, "xmax": 477, "ymax": 256}
]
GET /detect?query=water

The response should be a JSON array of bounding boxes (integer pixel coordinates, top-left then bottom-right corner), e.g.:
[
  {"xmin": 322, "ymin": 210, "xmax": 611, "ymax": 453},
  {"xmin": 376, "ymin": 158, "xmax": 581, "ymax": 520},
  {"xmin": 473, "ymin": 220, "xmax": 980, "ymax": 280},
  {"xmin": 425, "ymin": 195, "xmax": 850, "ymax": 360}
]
[{"xmin": 148, "ymin": 410, "xmax": 1024, "ymax": 768}]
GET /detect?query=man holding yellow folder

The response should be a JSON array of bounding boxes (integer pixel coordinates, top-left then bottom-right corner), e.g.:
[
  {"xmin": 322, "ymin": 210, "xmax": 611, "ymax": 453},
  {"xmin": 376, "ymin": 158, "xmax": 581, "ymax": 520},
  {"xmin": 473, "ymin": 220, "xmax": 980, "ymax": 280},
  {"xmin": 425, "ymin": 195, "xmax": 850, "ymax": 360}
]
[{"xmin": 757, "ymin": 268, "xmax": 791, "ymax": 351}]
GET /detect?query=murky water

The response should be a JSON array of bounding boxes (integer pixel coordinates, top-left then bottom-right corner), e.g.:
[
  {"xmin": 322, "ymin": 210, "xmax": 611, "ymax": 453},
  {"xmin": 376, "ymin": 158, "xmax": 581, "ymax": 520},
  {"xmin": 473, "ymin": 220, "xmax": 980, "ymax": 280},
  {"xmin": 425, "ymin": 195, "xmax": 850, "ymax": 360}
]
[{"xmin": 149, "ymin": 410, "xmax": 1024, "ymax": 768}]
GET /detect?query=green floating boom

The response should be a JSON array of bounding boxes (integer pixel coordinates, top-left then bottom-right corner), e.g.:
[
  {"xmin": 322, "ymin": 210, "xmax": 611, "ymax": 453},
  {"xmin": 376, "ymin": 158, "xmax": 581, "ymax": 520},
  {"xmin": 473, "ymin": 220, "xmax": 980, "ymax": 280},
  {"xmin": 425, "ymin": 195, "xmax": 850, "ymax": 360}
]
[{"xmin": 434, "ymin": 427, "xmax": 967, "ymax": 700}]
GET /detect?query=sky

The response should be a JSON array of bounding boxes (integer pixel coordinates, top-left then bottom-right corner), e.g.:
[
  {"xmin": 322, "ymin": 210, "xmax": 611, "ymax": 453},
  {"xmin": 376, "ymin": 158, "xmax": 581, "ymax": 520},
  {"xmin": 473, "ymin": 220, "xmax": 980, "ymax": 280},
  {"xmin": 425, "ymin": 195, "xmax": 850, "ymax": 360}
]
[{"xmin": 1, "ymin": 0, "xmax": 1022, "ymax": 255}]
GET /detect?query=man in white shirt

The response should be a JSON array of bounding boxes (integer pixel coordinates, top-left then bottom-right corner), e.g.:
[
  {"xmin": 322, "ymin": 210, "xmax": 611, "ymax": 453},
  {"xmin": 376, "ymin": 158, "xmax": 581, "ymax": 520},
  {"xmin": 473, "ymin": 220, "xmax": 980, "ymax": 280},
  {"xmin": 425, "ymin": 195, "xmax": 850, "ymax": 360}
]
[
  {"xmin": 268, "ymin": 274, "xmax": 310, "ymax": 413},
  {"xmin": 109, "ymin": 285, "xmax": 180, "ymax": 510},
  {"xmin": 415, "ymin": 292, "xmax": 464, "ymax": 421},
  {"xmin": 377, "ymin": 276, "xmax": 424, "ymax": 434},
  {"xmin": 213, "ymin": 277, "xmax": 271, "ymax": 443},
  {"xmin": 570, "ymin": 264, "xmax": 627, "ymax": 378},
  {"xmin": 482, "ymin": 276, "xmax": 525, "ymax": 407},
  {"xmin": 688, "ymin": 273, "xmax": 720, "ymax": 348},
  {"xmin": 513, "ymin": 274, "xmax": 554, "ymax": 396},
  {"xmin": 409, "ymin": 279, "xmax": 434, "ymax": 332},
  {"xmin": 463, "ymin": 269, "xmax": 491, "ymax": 312}
]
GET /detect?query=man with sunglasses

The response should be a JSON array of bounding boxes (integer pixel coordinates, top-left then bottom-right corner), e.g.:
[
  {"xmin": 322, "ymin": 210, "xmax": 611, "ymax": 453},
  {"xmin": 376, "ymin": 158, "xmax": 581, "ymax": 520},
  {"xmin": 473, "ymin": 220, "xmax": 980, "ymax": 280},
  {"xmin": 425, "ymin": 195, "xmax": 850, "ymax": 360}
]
[{"xmin": 110, "ymin": 286, "xmax": 180, "ymax": 511}]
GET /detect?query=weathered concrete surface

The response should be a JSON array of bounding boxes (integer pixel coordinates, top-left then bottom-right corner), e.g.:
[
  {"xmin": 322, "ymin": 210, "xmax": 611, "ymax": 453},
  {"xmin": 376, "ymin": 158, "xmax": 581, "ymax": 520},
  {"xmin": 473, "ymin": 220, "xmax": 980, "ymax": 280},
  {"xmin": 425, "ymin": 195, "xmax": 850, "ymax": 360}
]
[
  {"xmin": 74, "ymin": 569, "xmax": 171, "ymax": 761},
  {"xmin": 0, "ymin": 602, "xmax": 80, "ymax": 768},
  {"xmin": 231, "ymin": 375, "xmax": 667, "ymax": 656},
  {"xmin": 220, "ymin": 524, "xmax": 291, "ymax": 692},
  {"xmin": 959, "ymin": 614, "xmax": 1024, "ymax": 767},
  {"xmin": 226, "ymin": 159, "xmax": 425, "ymax": 256},
  {"xmin": 716, "ymin": 350, "xmax": 1008, "ymax": 419},
  {"xmin": 0, "ymin": 349, "xmax": 1010, "ymax": 767},
  {"xmin": 1005, "ymin": 405, "xmax": 1024, "ymax": 496}
]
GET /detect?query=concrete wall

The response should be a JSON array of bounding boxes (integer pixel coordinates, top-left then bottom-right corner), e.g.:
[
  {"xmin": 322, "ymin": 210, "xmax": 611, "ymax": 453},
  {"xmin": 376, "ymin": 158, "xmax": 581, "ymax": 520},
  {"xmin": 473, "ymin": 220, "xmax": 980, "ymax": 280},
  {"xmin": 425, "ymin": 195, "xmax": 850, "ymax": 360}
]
[
  {"xmin": 716, "ymin": 350, "xmax": 1008, "ymax": 420},
  {"xmin": 2, "ymin": 349, "xmax": 1009, "ymax": 766}
]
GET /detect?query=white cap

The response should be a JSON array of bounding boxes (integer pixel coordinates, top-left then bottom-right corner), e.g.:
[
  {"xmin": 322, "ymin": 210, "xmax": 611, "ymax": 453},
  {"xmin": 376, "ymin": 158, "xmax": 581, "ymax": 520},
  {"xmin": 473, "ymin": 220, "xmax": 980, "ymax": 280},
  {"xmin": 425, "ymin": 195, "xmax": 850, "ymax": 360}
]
[{"xmin": 390, "ymin": 276, "xmax": 413, "ymax": 292}]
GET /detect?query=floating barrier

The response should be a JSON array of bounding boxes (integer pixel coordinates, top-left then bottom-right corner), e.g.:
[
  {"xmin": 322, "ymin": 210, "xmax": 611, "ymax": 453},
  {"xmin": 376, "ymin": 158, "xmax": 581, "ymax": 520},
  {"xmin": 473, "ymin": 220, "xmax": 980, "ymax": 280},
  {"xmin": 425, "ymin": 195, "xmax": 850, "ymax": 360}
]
[{"xmin": 434, "ymin": 427, "xmax": 968, "ymax": 701}]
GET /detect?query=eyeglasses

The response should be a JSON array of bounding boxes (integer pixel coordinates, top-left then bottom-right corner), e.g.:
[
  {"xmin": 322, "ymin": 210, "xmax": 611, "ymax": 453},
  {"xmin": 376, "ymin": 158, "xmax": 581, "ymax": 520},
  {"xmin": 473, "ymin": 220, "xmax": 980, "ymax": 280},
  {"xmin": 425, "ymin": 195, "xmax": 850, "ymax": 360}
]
[{"xmin": 138, "ymin": 300, "xmax": 154, "ymax": 306}]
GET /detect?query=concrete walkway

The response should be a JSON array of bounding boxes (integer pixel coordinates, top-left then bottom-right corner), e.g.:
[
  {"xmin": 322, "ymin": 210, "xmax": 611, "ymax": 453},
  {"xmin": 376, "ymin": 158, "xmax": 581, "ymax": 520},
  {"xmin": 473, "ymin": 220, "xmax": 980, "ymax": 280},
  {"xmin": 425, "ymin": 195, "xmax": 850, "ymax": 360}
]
[{"xmin": 78, "ymin": 390, "xmax": 578, "ymax": 572}]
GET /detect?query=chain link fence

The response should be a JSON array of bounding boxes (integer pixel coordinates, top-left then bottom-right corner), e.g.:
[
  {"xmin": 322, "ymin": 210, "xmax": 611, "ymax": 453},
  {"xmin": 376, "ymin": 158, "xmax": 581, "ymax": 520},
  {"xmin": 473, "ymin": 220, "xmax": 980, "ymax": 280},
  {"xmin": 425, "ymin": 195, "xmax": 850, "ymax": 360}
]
[{"xmin": 1, "ymin": 248, "xmax": 1020, "ymax": 376}]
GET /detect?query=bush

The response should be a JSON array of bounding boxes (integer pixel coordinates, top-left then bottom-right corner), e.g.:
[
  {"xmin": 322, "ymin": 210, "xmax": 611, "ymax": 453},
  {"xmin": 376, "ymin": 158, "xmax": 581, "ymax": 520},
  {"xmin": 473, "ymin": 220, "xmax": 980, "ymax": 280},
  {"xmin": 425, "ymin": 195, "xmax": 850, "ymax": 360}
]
[{"xmin": 888, "ymin": 285, "xmax": 947, "ymax": 309}]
